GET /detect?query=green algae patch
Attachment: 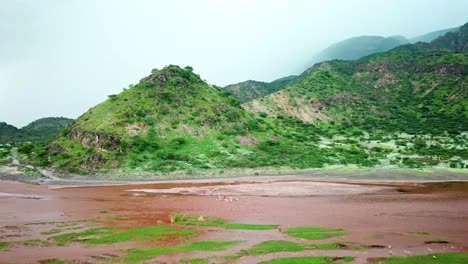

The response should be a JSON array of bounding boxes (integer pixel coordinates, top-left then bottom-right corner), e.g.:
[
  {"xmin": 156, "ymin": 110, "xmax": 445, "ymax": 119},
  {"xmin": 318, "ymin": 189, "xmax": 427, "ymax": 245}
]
[
  {"xmin": 221, "ymin": 223, "xmax": 278, "ymax": 230},
  {"xmin": 0, "ymin": 241, "xmax": 10, "ymax": 251},
  {"xmin": 50, "ymin": 226, "xmax": 119, "ymax": 246},
  {"xmin": 49, "ymin": 225, "xmax": 197, "ymax": 246},
  {"xmin": 87, "ymin": 226, "xmax": 197, "ymax": 245},
  {"xmin": 259, "ymin": 256, "xmax": 354, "ymax": 264},
  {"xmin": 120, "ymin": 240, "xmax": 243, "ymax": 263},
  {"xmin": 172, "ymin": 213, "xmax": 278, "ymax": 230},
  {"xmin": 367, "ymin": 252, "xmax": 468, "ymax": 264},
  {"xmin": 284, "ymin": 226, "xmax": 348, "ymax": 240}
]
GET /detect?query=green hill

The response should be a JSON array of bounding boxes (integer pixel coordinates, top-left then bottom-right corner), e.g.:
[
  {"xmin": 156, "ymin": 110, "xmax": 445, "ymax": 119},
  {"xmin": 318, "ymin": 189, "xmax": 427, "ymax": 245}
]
[
  {"xmin": 0, "ymin": 117, "xmax": 72, "ymax": 143},
  {"xmin": 223, "ymin": 75, "xmax": 297, "ymax": 103},
  {"xmin": 0, "ymin": 122, "xmax": 20, "ymax": 143},
  {"xmin": 45, "ymin": 66, "xmax": 270, "ymax": 173}
]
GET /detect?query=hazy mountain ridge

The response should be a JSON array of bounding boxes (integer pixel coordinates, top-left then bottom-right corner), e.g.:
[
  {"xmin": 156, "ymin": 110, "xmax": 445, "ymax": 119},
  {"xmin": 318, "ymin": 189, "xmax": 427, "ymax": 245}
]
[
  {"xmin": 410, "ymin": 27, "xmax": 459, "ymax": 43},
  {"xmin": 311, "ymin": 35, "xmax": 409, "ymax": 62},
  {"xmin": 224, "ymin": 25, "xmax": 460, "ymax": 103}
]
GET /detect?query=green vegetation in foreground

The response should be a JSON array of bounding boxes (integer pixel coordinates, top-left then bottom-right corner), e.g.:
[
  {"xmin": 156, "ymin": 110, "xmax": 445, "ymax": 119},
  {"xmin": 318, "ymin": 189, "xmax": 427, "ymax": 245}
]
[
  {"xmin": 259, "ymin": 256, "xmax": 354, "ymax": 264},
  {"xmin": 367, "ymin": 252, "xmax": 468, "ymax": 264},
  {"xmin": 0, "ymin": 241, "xmax": 10, "ymax": 250},
  {"xmin": 50, "ymin": 225, "xmax": 196, "ymax": 246},
  {"xmin": 285, "ymin": 226, "xmax": 348, "ymax": 240},
  {"xmin": 240, "ymin": 240, "xmax": 347, "ymax": 255},
  {"xmin": 173, "ymin": 213, "xmax": 278, "ymax": 230},
  {"xmin": 119, "ymin": 240, "xmax": 242, "ymax": 263}
]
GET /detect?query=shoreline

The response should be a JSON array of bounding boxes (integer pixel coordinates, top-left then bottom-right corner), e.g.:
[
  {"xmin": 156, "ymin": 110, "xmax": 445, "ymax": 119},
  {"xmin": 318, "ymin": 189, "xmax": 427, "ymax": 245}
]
[{"xmin": 1, "ymin": 164, "xmax": 468, "ymax": 187}]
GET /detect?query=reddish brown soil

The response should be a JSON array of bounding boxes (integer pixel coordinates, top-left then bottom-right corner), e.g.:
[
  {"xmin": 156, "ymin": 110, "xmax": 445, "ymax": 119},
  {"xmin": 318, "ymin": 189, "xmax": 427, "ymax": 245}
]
[{"xmin": 0, "ymin": 180, "xmax": 467, "ymax": 264}]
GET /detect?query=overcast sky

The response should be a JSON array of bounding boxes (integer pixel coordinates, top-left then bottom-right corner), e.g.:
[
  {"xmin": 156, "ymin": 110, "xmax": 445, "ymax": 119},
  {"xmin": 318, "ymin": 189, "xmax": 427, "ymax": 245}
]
[{"xmin": 1, "ymin": 0, "xmax": 467, "ymax": 127}]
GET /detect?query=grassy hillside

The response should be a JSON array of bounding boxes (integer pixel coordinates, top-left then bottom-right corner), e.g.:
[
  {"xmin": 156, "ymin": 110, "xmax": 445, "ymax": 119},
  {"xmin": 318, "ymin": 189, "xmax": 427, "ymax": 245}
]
[
  {"xmin": 223, "ymin": 76, "xmax": 297, "ymax": 103},
  {"xmin": 245, "ymin": 51, "xmax": 467, "ymax": 135}
]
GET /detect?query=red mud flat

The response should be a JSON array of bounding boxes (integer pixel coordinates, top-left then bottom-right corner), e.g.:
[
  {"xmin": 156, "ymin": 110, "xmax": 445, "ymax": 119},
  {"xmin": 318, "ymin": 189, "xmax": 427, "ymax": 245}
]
[{"xmin": 0, "ymin": 179, "xmax": 467, "ymax": 264}]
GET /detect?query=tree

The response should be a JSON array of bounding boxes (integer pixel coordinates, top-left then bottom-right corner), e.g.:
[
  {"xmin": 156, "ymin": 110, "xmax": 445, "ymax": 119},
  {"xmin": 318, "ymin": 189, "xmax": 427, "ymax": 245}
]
[
  {"xmin": 151, "ymin": 68, "xmax": 159, "ymax": 74},
  {"xmin": 184, "ymin": 66, "xmax": 194, "ymax": 72}
]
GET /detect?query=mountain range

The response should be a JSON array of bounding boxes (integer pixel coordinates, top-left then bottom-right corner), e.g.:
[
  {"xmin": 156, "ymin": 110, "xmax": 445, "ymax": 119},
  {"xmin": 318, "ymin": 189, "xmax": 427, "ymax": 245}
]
[
  {"xmin": 224, "ymin": 25, "xmax": 460, "ymax": 103},
  {"xmin": 2, "ymin": 22, "xmax": 467, "ymax": 173}
]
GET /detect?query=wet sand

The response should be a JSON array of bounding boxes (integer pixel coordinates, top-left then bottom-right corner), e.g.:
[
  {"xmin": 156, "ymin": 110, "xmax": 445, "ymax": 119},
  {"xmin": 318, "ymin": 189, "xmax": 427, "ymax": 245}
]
[{"xmin": 0, "ymin": 179, "xmax": 467, "ymax": 264}]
